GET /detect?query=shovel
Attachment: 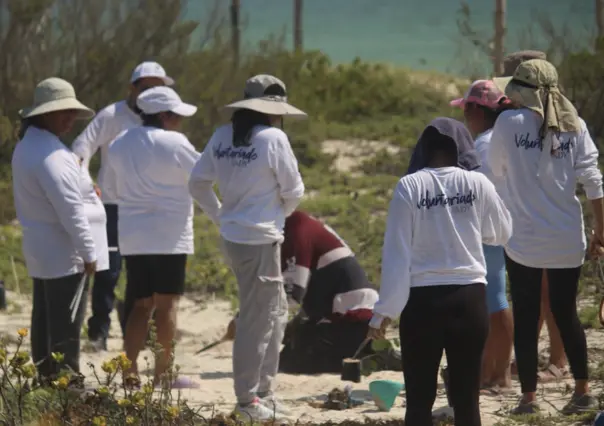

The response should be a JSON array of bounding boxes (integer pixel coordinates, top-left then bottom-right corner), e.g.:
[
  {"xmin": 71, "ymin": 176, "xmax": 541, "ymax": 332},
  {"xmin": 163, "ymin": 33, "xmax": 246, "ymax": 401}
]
[
  {"xmin": 341, "ymin": 337, "xmax": 370, "ymax": 383},
  {"xmin": 195, "ymin": 317, "xmax": 236, "ymax": 355}
]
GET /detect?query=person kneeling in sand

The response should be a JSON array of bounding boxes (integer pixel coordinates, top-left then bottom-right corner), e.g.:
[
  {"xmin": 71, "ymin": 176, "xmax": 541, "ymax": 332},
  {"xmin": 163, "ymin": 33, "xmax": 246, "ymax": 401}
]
[{"xmin": 277, "ymin": 210, "xmax": 402, "ymax": 374}]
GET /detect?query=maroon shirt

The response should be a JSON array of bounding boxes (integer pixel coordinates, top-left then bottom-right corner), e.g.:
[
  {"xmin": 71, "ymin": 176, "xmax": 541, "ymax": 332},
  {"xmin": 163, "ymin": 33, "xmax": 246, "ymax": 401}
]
[{"xmin": 281, "ymin": 211, "xmax": 378, "ymax": 322}]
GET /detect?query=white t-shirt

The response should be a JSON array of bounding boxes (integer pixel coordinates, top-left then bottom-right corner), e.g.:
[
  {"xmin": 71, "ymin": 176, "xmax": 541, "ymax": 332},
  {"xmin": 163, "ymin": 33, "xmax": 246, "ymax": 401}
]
[
  {"xmin": 488, "ymin": 108, "xmax": 603, "ymax": 268},
  {"xmin": 12, "ymin": 127, "xmax": 97, "ymax": 279},
  {"xmin": 189, "ymin": 124, "xmax": 305, "ymax": 245},
  {"xmin": 79, "ymin": 162, "xmax": 109, "ymax": 272},
  {"xmin": 107, "ymin": 126, "xmax": 201, "ymax": 255},
  {"xmin": 372, "ymin": 167, "xmax": 512, "ymax": 321},
  {"xmin": 72, "ymin": 100, "xmax": 142, "ymax": 204}
]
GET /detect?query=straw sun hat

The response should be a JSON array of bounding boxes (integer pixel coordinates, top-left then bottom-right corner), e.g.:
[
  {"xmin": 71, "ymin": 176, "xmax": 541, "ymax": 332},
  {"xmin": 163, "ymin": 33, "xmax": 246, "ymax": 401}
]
[
  {"xmin": 224, "ymin": 74, "xmax": 307, "ymax": 118},
  {"xmin": 20, "ymin": 77, "xmax": 94, "ymax": 120}
]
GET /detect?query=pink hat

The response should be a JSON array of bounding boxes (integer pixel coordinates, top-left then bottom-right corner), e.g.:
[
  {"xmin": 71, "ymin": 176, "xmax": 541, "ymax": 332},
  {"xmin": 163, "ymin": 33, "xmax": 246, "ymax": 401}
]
[{"xmin": 450, "ymin": 79, "xmax": 508, "ymax": 110}]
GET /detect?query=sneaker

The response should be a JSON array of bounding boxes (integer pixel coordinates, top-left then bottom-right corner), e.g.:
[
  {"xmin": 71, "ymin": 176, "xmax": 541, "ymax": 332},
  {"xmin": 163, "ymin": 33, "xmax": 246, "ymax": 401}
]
[
  {"xmin": 87, "ymin": 337, "xmax": 107, "ymax": 352},
  {"xmin": 234, "ymin": 398, "xmax": 285, "ymax": 422},
  {"xmin": 510, "ymin": 399, "xmax": 540, "ymax": 415},
  {"xmin": 260, "ymin": 394, "xmax": 292, "ymax": 415},
  {"xmin": 561, "ymin": 393, "xmax": 598, "ymax": 415}
]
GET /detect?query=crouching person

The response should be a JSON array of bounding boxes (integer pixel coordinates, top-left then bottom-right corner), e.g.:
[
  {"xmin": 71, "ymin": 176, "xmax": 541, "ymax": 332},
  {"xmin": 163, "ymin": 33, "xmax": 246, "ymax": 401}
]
[{"xmin": 278, "ymin": 210, "xmax": 402, "ymax": 374}]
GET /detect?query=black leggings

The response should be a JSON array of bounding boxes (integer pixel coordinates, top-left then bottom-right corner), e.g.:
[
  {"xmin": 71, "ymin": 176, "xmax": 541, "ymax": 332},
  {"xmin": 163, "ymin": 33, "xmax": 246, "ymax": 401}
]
[
  {"xmin": 505, "ymin": 256, "xmax": 588, "ymax": 393},
  {"xmin": 31, "ymin": 273, "xmax": 89, "ymax": 380},
  {"xmin": 400, "ymin": 283, "xmax": 488, "ymax": 426}
]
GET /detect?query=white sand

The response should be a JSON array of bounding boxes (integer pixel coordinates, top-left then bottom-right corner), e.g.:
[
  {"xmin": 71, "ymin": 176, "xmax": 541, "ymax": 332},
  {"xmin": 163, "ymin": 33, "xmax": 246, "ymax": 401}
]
[{"xmin": 1, "ymin": 291, "xmax": 601, "ymax": 425}]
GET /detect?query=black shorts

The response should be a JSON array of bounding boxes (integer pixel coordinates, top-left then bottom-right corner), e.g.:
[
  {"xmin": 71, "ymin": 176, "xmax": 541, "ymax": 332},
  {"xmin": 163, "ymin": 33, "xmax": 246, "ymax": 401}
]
[{"xmin": 124, "ymin": 254, "xmax": 187, "ymax": 300}]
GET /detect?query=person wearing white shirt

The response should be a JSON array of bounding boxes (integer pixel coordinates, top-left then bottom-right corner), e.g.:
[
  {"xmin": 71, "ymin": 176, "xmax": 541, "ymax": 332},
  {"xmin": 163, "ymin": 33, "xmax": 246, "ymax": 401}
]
[
  {"xmin": 107, "ymin": 86, "xmax": 201, "ymax": 389},
  {"xmin": 490, "ymin": 59, "xmax": 604, "ymax": 415},
  {"xmin": 189, "ymin": 74, "xmax": 305, "ymax": 421},
  {"xmin": 368, "ymin": 118, "xmax": 512, "ymax": 426},
  {"xmin": 12, "ymin": 77, "xmax": 97, "ymax": 382},
  {"xmin": 79, "ymin": 163, "xmax": 110, "ymax": 274},
  {"xmin": 72, "ymin": 61, "xmax": 175, "ymax": 351},
  {"xmin": 450, "ymin": 79, "xmax": 515, "ymax": 394}
]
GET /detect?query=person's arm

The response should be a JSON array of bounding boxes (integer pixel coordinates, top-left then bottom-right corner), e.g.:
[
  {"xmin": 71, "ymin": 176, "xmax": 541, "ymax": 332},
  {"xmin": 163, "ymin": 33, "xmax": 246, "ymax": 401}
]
[
  {"xmin": 38, "ymin": 151, "xmax": 97, "ymax": 265},
  {"xmin": 487, "ymin": 118, "xmax": 509, "ymax": 178},
  {"xmin": 575, "ymin": 121, "xmax": 604, "ymax": 235},
  {"xmin": 71, "ymin": 111, "xmax": 107, "ymax": 169},
  {"xmin": 174, "ymin": 135, "xmax": 202, "ymax": 176},
  {"xmin": 188, "ymin": 140, "xmax": 222, "ymax": 225},
  {"xmin": 282, "ymin": 231, "xmax": 312, "ymax": 307},
  {"xmin": 370, "ymin": 180, "xmax": 413, "ymax": 328},
  {"xmin": 480, "ymin": 176, "xmax": 513, "ymax": 246},
  {"xmin": 268, "ymin": 133, "xmax": 305, "ymax": 217}
]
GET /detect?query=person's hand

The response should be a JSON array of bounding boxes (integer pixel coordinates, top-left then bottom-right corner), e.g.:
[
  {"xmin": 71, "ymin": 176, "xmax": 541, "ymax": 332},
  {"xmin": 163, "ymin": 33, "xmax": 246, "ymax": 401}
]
[
  {"xmin": 367, "ymin": 316, "xmax": 392, "ymax": 341},
  {"xmin": 83, "ymin": 261, "xmax": 97, "ymax": 276},
  {"xmin": 590, "ymin": 230, "xmax": 604, "ymax": 259},
  {"xmin": 94, "ymin": 184, "xmax": 101, "ymax": 198}
]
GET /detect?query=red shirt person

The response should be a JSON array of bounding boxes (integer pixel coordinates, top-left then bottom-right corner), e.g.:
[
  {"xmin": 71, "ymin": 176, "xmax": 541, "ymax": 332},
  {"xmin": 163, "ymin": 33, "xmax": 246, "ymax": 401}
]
[
  {"xmin": 281, "ymin": 211, "xmax": 378, "ymax": 322},
  {"xmin": 279, "ymin": 211, "xmax": 401, "ymax": 374}
]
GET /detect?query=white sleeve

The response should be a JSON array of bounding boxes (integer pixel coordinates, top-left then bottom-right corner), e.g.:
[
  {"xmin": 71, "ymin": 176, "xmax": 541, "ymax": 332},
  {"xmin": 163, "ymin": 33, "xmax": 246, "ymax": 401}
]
[
  {"xmin": 268, "ymin": 134, "xmax": 305, "ymax": 217},
  {"xmin": 38, "ymin": 152, "xmax": 96, "ymax": 263},
  {"xmin": 480, "ymin": 176, "xmax": 513, "ymax": 246},
  {"xmin": 488, "ymin": 118, "xmax": 508, "ymax": 178},
  {"xmin": 71, "ymin": 111, "xmax": 108, "ymax": 169},
  {"xmin": 175, "ymin": 136, "xmax": 202, "ymax": 176},
  {"xmin": 575, "ymin": 121, "xmax": 604, "ymax": 200},
  {"xmin": 188, "ymin": 140, "xmax": 222, "ymax": 225},
  {"xmin": 371, "ymin": 180, "xmax": 413, "ymax": 325}
]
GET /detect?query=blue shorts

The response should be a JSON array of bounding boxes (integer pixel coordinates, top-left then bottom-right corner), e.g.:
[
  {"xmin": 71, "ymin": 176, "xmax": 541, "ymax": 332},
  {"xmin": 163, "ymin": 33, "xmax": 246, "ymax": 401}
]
[{"xmin": 483, "ymin": 244, "xmax": 509, "ymax": 314}]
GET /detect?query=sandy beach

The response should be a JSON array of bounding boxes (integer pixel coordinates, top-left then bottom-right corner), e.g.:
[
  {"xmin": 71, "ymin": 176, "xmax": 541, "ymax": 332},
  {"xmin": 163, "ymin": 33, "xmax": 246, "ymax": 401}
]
[{"xmin": 1, "ymin": 291, "xmax": 601, "ymax": 425}]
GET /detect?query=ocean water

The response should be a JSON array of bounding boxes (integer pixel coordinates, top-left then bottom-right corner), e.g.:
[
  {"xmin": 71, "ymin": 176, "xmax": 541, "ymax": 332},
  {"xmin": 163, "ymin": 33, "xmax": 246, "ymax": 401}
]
[{"xmin": 186, "ymin": 0, "xmax": 594, "ymax": 75}]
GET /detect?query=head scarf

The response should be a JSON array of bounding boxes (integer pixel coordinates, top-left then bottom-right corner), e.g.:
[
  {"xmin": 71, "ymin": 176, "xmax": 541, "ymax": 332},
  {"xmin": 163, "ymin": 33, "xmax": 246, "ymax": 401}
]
[{"xmin": 406, "ymin": 117, "xmax": 479, "ymax": 175}]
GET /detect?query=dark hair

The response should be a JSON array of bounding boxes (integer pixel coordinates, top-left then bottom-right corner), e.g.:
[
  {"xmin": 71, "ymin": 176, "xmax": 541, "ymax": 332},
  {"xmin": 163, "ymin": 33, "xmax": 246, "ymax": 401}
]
[
  {"xmin": 141, "ymin": 111, "xmax": 176, "ymax": 129},
  {"xmin": 18, "ymin": 116, "xmax": 46, "ymax": 139},
  {"xmin": 231, "ymin": 109, "xmax": 272, "ymax": 147},
  {"xmin": 422, "ymin": 126, "xmax": 458, "ymax": 166}
]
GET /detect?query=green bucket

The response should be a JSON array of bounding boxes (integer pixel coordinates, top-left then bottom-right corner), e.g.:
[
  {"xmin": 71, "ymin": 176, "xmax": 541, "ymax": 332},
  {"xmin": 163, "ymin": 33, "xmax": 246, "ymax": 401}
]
[{"xmin": 369, "ymin": 379, "xmax": 404, "ymax": 412}]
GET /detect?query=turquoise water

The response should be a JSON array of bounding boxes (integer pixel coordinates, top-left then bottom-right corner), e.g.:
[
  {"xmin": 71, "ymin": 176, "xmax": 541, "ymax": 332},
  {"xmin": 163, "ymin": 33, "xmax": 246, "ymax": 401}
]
[{"xmin": 186, "ymin": 0, "xmax": 594, "ymax": 74}]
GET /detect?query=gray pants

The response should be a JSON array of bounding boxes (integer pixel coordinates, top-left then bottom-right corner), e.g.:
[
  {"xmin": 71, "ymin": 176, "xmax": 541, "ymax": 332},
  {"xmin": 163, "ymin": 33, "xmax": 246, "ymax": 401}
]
[{"xmin": 222, "ymin": 239, "xmax": 288, "ymax": 405}]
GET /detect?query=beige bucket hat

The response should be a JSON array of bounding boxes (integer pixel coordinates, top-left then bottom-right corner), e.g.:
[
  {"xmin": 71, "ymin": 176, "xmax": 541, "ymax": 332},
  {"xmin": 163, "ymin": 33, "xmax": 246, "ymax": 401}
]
[
  {"xmin": 495, "ymin": 59, "xmax": 580, "ymax": 136},
  {"xmin": 224, "ymin": 74, "xmax": 307, "ymax": 118},
  {"xmin": 20, "ymin": 77, "xmax": 94, "ymax": 120}
]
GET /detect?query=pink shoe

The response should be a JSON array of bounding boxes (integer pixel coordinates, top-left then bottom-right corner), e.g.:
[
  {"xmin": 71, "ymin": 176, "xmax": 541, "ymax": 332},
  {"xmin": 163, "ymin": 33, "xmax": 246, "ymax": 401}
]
[{"xmin": 155, "ymin": 376, "xmax": 200, "ymax": 389}]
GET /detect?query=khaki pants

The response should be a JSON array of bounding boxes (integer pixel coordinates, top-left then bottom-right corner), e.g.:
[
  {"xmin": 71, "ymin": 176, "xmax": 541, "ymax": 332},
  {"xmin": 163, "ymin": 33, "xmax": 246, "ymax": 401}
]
[{"xmin": 221, "ymin": 239, "xmax": 288, "ymax": 404}]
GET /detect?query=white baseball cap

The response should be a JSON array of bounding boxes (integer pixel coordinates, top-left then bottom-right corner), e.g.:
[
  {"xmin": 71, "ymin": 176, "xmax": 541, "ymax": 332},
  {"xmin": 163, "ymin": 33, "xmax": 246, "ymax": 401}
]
[
  {"xmin": 136, "ymin": 86, "xmax": 197, "ymax": 117},
  {"xmin": 130, "ymin": 61, "xmax": 174, "ymax": 86}
]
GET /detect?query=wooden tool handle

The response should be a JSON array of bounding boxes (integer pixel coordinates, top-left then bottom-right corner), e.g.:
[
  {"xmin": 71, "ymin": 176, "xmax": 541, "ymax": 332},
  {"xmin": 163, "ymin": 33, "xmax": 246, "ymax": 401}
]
[
  {"xmin": 352, "ymin": 337, "xmax": 371, "ymax": 360},
  {"xmin": 195, "ymin": 337, "xmax": 227, "ymax": 355}
]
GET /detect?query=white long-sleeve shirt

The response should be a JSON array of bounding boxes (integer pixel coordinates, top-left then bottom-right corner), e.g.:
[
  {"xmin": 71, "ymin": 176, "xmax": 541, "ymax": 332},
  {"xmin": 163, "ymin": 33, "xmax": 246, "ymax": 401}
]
[
  {"xmin": 72, "ymin": 100, "xmax": 142, "ymax": 204},
  {"xmin": 12, "ymin": 126, "xmax": 97, "ymax": 279},
  {"xmin": 189, "ymin": 124, "xmax": 305, "ymax": 245},
  {"xmin": 79, "ymin": 162, "xmax": 109, "ymax": 272},
  {"xmin": 371, "ymin": 167, "xmax": 512, "ymax": 325},
  {"xmin": 488, "ymin": 108, "xmax": 603, "ymax": 268},
  {"xmin": 107, "ymin": 127, "xmax": 201, "ymax": 255}
]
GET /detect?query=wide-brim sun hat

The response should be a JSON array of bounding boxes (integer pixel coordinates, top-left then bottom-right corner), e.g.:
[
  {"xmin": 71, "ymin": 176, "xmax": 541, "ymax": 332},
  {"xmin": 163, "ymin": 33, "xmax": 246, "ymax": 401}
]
[
  {"xmin": 20, "ymin": 77, "xmax": 95, "ymax": 120},
  {"xmin": 224, "ymin": 74, "xmax": 307, "ymax": 118},
  {"xmin": 492, "ymin": 50, "xmax": 547, "ymax": 93},
  {"xmin": 137, "ymin": 86, "xmax": 197, "ymax": 117}
]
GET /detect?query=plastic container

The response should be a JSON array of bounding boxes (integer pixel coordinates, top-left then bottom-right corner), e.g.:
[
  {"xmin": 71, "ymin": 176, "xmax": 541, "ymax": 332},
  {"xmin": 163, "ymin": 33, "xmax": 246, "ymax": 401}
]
[{"xmin": 369, "ymin": 379, "xmax": 404, "ymax": 412}]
